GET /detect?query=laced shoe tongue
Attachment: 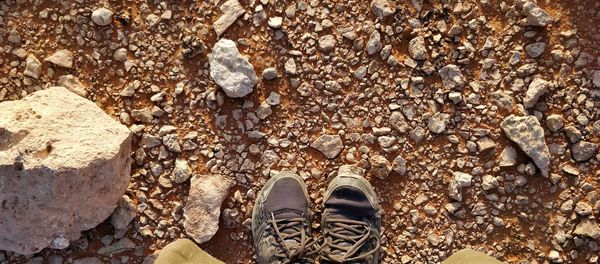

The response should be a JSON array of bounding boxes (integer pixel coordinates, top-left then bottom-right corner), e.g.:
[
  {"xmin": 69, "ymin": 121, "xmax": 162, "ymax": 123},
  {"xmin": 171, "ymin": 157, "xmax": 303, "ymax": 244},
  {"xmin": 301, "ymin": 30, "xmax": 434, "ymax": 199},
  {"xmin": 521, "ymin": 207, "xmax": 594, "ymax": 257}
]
[{"xmin": 272, "ymin": 209, "xmax": 304, "ymax": 249}]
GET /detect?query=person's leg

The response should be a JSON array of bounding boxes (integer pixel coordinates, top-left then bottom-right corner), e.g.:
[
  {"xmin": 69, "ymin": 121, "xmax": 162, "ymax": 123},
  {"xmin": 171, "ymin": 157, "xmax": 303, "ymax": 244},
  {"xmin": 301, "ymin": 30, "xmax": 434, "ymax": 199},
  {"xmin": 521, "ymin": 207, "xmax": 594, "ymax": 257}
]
[
  {"xmin": 442, "ymin": 249, "xmax": 505, "ymax": 264},
  {"xmin": 320, "ymin": 165, "xmax": 382, "ymax": 263},
  {"xmin": 153, "ymin": 239, "xmax": 224, "ymax": 264},
  {"xmin": 252, "ymin": 171, "xmax": 320, "ymax": 263}
]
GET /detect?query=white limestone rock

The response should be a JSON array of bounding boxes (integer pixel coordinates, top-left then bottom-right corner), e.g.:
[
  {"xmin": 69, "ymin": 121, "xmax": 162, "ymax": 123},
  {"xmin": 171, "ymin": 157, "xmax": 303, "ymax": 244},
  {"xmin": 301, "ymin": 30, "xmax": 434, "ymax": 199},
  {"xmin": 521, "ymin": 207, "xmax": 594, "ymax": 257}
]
[{"xmin": 0, "ymin": 87, "xmax": 132, "ymax": 255}]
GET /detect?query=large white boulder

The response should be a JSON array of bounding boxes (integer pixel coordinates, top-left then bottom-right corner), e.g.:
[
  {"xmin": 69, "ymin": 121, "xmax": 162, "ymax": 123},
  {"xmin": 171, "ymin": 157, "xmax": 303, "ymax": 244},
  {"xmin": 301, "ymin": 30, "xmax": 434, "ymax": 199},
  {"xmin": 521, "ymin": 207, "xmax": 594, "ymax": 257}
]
[{"xmin": 0, "ymin": 87, "xmax": 132, "ymax": 255}]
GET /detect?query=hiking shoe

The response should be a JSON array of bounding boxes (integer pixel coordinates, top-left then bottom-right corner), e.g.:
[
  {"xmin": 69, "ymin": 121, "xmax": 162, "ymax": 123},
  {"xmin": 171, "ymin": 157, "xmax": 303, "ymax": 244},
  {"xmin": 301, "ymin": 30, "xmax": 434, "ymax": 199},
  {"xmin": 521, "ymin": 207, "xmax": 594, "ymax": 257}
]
[
  {"xmin": 321, "ymin": 165, "xmax": 382, "ymax": 263},
  {"xmin": 252, "ymin": 171, "xmax": 321, "ymax": 264}
]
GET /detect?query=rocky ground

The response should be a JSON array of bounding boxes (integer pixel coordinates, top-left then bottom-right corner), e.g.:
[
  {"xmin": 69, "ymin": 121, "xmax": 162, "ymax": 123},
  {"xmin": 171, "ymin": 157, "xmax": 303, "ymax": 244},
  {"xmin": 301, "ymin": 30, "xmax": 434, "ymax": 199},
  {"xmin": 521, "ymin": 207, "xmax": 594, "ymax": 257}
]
[{"xmin": 1, "ymin": 0, "xmax": 599, "ymax": 263}]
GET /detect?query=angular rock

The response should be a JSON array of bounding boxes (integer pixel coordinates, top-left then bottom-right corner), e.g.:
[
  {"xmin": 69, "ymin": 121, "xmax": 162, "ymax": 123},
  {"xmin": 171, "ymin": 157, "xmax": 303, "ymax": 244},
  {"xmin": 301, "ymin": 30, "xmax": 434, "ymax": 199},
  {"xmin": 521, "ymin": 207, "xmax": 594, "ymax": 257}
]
[
  {"xmin": 171, "ymin": 159, "xmax": 192, "ymax": 183},
  {"xmin": 408, "ymin": 35, "xmax": 428, "ymax": 60},
  {"xmin": 310, "ymin": 134, "xmax": 344, "ymax": 159},
  {"xmin": 184, "ymin": 174, "xmax": 234, "ymax": 244},
  {"xmin": 523, "ymin": 1, "xmax": 553, "ymax": 26},
  {"xmin": 525, "ymin": 42, "xmax": 546, "ymax": 58},
  {"xmin": 45, "ymin": 50, "xmax": 74, "ymax": 69},
  {"xmin": 453, "ymin": 172, "xmax": 473, "ymax": 188},
  {"xmin": 574, "ymin": 219, "xmax": 600, "ymax": 239},
  {"xmin": 428, "ymin": 113, "xmax": 451, "ymax": 134},
  {"xmin": 366, "ymin": 30, "xmax": 382, "ymax": 55},
  {"xmin": 499, "ymin": 146, "xmax": 517, "ymax": 167},
  {"xmin": 501, "ymin": 115, "xmax": 550, "ymax": 177},
  {"xmin": 213, "ymin": 0, "xmax": 245, "ymax": 37},
  {"xmin": 370, "ymin": 0, "xmax": 396, "ymax": 18},
  {"xmin": 392, "ymin": 155, "xmax": 407, "ymax": 176},
  {"xmin": 24, "ymin": 54, "xmax": 42, "ymax": 79},
  {"xmin": 438, "ymin": 64, "xmax": 465, "ymax": 89},
  {"xmin": 209, "ymin": 39, "xmax": 257, "ymax": 98},
  {"xmin": 545, "ymin": 114, "xmax": 563, "ymax": 132},
  {"xmin": 0, "ymin": 87, "xmax": 132, "ymax": 255},
  {"xmin": 370, "ymin": 155, "xmax": 391, "ymax": 179},
  {"xmin": 523, "ymin": 78, "xmax": 549, "ymax": 108},
  {"xmin": 91, "ymin": 7, "xmax": 113, "ymax": 26},
  {"xmin": 318, "ymin": 35, "xmax": 336, "ymax": 53},
  {"xmin": 571, "ymin": 141, "xmax": 598, "ymax": 162}
]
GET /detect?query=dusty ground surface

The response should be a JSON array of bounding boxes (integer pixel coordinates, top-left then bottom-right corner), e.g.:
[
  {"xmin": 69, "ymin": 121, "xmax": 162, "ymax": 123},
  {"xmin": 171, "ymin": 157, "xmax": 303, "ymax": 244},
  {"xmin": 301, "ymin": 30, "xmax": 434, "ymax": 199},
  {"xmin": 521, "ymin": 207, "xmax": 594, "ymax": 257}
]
[{"xmin": 1, "ymin": 0, "xmax": 600, "ymax": 263}]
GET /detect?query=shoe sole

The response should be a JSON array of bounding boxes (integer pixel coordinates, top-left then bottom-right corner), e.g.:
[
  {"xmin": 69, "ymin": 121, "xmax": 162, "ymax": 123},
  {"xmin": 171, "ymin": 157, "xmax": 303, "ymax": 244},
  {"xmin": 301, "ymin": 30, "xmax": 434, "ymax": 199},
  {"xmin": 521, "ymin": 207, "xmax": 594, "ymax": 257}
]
[{"xmin": 251, "ymin": 171, "xmax": 311, "ymax": 246}]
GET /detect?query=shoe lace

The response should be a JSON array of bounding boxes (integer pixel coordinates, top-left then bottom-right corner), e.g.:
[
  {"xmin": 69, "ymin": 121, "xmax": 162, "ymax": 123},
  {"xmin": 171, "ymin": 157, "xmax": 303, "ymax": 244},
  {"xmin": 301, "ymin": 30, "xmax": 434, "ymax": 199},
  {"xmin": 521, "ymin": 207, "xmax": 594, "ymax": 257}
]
[
  {"xmin": 321, "ymin": 218, "xmax": 380, "ymax": 263},
  {"xmin": 267, "ymin": 212, "xmax": 323, "ymax": 264}
]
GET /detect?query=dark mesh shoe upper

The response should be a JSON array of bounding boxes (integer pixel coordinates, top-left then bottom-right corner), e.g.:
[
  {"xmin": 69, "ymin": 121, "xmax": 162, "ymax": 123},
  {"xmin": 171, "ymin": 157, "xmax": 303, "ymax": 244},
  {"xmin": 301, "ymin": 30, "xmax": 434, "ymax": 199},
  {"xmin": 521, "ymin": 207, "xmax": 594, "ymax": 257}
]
[
  {"xmin": 324, "ymin": 186, "xmax": 375, "ymax": 221},
  {"xmin": 321, "ymin": 185, "xmax": 381, "ymax": 263},
  {"xmin": 253, "ymin": 175, "xmax": 320, "ymax": 264},
  {"xmin": 264, "ymin": 178, "xmax": 309, "ymax": 219}
]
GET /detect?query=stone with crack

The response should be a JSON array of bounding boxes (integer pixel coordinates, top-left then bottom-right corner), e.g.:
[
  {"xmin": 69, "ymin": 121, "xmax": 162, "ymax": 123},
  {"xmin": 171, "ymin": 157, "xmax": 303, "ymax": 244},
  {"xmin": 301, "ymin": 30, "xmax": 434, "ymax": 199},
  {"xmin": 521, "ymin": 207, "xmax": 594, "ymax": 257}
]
[
  {"xmin": 501, "ymin": 115, "xmax": 550, "ymax": 177},
  {"xmin": 0, "ymin": 87, "xmax": 132, "ymax": 255},
  {"xmin": 310, "ymin": 134, "xmax": 344, "ymax": 159},
  {"xmin": 209, "ymin": 38, "xmax": 257, "ymax": 98},
  {"xmin": 183, "ymin": 174, "xmax": 234, "ymax": 244}
]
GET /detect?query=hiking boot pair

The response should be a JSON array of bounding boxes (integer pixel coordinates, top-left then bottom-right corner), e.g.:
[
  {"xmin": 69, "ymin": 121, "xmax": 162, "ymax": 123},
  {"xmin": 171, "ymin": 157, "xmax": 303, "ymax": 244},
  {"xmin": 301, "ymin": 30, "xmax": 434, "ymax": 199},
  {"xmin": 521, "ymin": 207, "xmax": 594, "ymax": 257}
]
[{"xmin": 252, "ymin": 165, "xmax": 382, "ymax": 264}]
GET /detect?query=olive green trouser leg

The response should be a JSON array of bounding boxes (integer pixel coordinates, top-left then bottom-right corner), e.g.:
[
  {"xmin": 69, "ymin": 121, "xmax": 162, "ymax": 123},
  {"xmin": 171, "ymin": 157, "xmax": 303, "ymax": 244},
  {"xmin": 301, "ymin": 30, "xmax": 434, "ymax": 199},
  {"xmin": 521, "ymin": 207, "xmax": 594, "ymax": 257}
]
[
  {"xmin": 442, "ymin": 249, "xmax": 505, "ymax": 264},
  {"xmin": 154, "ymin": 239, "xmax": 224, "ymax": 264}
]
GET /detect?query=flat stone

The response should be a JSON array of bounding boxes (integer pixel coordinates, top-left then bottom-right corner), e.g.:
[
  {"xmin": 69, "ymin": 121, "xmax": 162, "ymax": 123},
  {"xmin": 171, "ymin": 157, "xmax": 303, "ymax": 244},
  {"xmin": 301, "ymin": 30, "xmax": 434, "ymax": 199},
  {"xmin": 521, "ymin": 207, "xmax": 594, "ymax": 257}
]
[
  {"xmin": 525, "ymin": 42, "xmax": 546, "ymax": 58},
  {"xmin": 499, "ymin": 146, "xmax": 517, "ymax": 167},
  {"xmin": 209, "ymin": 39, "xmax": 257, "ymax": 98},
  {"xmin": 45, "ymin": 49, "xmax": 74, "ymax": 69},
  {"xmin": 184, "ymin": 174, "xmax": 234, "ymax": 244},
  {"xmin": 501, "ymin": 115, "xmax": 550, "ymax": 177},
  {"xmin": 310, "ymin": 134, "xmax": 344, "ymax": 159},
  {"xmin": 213, "ymin": 0, "xmax": 245, "ymax": 37},
  {"xmin": 0, "ymin": 87, "xmax": 131, "ymax": 255}
]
